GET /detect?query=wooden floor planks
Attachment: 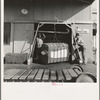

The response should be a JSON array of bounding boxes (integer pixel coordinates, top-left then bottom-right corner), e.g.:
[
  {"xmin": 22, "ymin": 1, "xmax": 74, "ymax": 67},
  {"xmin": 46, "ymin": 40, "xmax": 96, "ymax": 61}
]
[
  {"xmin": 27, "ymin": 69, "xmax": 38, "ymax": 81},
  {"xmin": 74, "ymin": 69, "xmax": 82, "ymax": 75},
  {"xmin": 4, "ymin": 68, "xmax": 82, "ymax": 82},
  {"xmin": 34, "ymin": 69, "xmax": 44, "ymax": 81},
  {"xmin": 50, "ymin": 71, "xmax": 57, "ymax": 81},
  {"xmin": 19, "ymin": 69, "xmax": 32, "ymax": 81},
  {"xmin": 67, "ymin": 69, "xmax": 78, "ymax": 77},
  {"xmin": 4, "ymin": 69, "xmax": 21, "ymax": 80},
  {"xmin": 57, "ymin": 70, "xmax": 64, "ymax": 81},
  {"xmin": 11, "ymin": 69, "xmax": 27, "ymax": 80},
  {"xmin": 62, "ymin": 69, "xmax": 72, "ymax": 81},
  {"xmin": 42, "ymin": 69, "xmax": 50, "ymax": 81}
]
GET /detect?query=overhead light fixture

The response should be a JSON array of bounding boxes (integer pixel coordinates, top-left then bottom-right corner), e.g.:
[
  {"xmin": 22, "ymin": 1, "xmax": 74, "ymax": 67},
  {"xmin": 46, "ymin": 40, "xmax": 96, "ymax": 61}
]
[{"xmin": 21, "ymin": 8, "xmax": 28, "ymax": 14}]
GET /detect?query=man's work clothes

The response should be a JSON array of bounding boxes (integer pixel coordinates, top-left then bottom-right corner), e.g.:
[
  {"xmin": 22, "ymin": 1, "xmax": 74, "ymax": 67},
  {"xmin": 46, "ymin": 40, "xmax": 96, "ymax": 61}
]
[
  {"xmin": 36, "ymin": 37, "xmax": 43, "ymax": 48},
  {"xmin": 74, "ymin": 37, "xmax": 86, "ymax": 63}
]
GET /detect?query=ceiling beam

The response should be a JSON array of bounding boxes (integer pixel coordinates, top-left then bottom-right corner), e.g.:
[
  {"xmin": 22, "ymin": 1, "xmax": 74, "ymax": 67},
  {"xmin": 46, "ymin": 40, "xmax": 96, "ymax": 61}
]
[{"xmin": 79, "ymin": 0, "xmax": 94, "ymax": 4}]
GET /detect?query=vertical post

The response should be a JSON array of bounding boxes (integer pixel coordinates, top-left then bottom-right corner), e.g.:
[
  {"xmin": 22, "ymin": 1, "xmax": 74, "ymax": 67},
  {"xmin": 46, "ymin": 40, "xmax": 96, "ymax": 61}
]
[
  {"xmin": 10, "ymin": 22, "xmax": 14, "ymax": 53},
  {"xmin": 31, "ymin": 23, "xmax": 44, "ymax": 58},
  {"xmin": 30, "ymin": 23, "xmax": 40, "ymax": 57},
  {"xmin": 27, "ymin": 23, "xmax": 40, "ymax": 65}
]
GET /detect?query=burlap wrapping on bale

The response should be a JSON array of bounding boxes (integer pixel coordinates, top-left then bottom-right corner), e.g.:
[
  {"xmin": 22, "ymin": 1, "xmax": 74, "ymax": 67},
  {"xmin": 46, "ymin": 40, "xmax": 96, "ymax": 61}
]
[{"xmin": 5, "ymin": 53, "xmax": 29, "ymax": 64}]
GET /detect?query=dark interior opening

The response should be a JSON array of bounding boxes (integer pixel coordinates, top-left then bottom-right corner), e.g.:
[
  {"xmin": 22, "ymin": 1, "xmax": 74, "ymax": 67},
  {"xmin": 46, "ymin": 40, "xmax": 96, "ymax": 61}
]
[{"xmin": 33, "ymin": 23, "xmax": 72, "ymax": 64}]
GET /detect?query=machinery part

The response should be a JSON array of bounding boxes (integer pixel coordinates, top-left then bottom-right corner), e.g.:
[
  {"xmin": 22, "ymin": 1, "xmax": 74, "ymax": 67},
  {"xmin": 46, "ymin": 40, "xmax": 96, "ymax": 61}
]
[
  {"xmin": 70, "ymin": 64, "xmax": 83, "ymax": 72},
  {"xmin": 76, "ymin": 72, "xmax": 96, "ymax": 83}
]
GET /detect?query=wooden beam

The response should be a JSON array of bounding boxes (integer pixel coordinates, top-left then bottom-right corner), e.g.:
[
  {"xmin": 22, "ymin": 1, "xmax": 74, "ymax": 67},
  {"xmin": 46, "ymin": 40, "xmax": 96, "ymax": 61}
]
[
  {"xmin": 79, "ymin": 0, "xmax": 94, "ymax": 4},
  {"xmin": 34, "ymin": 30, "xmax": 69, "ymax": 34}
]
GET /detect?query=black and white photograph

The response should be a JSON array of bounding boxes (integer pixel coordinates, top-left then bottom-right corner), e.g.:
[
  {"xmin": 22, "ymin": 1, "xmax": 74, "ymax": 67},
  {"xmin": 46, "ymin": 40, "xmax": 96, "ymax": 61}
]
[{"xmin": 3, "ymin": 0, "xmax": 98, "ymax": 83}]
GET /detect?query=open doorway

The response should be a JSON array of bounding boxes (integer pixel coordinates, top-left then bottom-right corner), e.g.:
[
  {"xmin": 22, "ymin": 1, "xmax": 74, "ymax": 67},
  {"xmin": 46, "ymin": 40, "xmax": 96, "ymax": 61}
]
[{"xmin": 32, "ymin": 22, "xmax": 72, "ymax": 65}]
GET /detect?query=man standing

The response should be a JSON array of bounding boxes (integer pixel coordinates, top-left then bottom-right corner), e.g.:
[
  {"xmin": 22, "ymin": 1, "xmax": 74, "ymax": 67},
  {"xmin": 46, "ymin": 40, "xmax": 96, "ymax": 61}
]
[
  {"xmin": 36, "ymin": 33, "xmax": 46, "ymax": 63},
  {"xmin": 74, "ymin": 33, "xmax": 86, "ymax": 64}
]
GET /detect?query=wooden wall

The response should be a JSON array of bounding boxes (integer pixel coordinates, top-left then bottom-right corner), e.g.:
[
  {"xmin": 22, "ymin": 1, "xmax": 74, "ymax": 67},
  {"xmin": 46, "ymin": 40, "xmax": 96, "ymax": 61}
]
[{"xmin": 4, "ymin": 0, "xmax": 91, "ymax": 22}]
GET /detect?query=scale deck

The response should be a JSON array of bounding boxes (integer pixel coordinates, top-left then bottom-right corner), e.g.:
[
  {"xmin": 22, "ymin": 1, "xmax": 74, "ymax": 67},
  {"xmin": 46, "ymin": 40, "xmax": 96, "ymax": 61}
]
[{"xmin": 4, "ymin": 68, "xmax": 82, "ymax": 82}]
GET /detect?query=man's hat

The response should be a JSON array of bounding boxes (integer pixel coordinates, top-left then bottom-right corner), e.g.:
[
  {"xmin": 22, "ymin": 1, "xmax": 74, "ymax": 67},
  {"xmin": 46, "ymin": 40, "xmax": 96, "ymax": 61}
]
[{"xmin": 37, "ymin": 33, "xmax": 46, "ymax": 39}]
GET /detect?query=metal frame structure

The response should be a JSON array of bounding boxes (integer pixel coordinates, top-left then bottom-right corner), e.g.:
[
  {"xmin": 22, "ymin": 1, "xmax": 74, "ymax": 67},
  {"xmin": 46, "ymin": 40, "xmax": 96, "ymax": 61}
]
[{"xmin": 29, "ymin": 21, "xmax": 81, "ymax": 63}]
